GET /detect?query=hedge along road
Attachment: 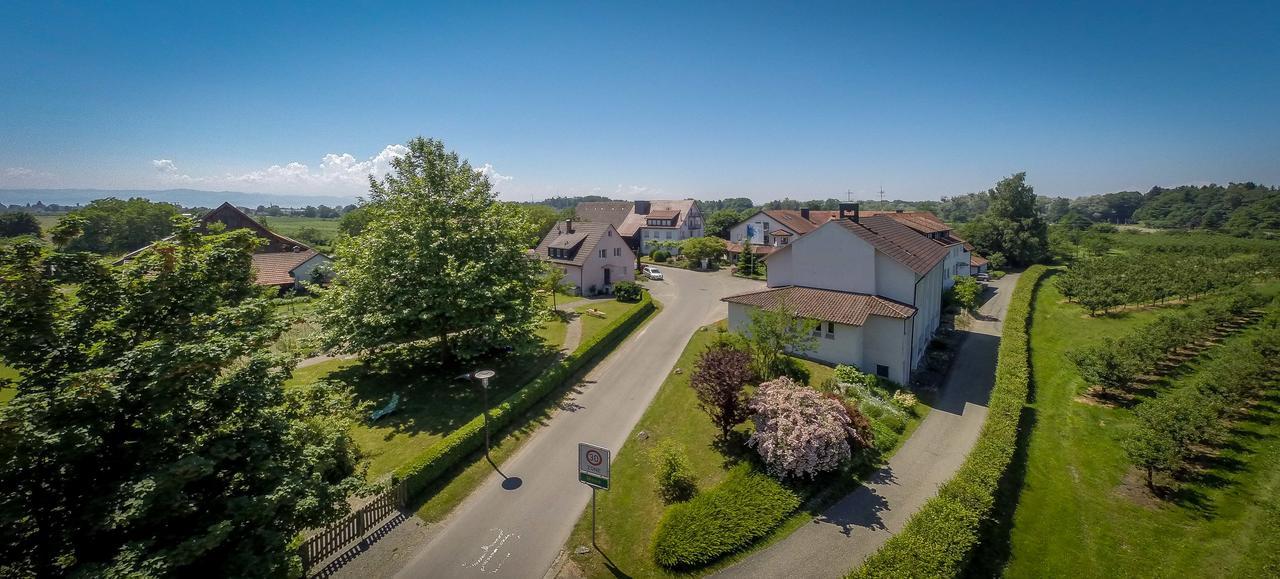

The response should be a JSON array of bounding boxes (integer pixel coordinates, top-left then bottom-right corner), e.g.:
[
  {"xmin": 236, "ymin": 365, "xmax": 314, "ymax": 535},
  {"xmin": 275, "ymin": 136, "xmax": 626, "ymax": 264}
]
[
  {"xmin": 395, "ymin": 268, "xmax": 763, "ymax": 578},
  {"xmin": 714, "ymin": 272, "xmax": 1021, "ymax": 579}
]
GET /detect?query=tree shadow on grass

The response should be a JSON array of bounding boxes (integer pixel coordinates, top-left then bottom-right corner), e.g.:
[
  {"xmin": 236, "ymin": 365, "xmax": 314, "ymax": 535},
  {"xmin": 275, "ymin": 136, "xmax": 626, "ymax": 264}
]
[{"xmin": 322, "ymin": 341, "xmax": 563, "ymax": 441}]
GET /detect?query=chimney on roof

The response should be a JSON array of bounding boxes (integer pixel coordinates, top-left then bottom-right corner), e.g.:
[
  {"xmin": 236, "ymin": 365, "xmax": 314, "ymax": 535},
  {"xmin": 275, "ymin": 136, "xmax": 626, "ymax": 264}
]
[
  {"xmin": 800, "ymin": 207, "xmax": 810, "ymax": 221},
  {"xmin": 634, "ymin": 200, "xmax": 651, "ymax": 215},
  {"xmin": 564, "ymin": 218, "xmax": 573, "ymax": 234},
  {"xmin": 839, "ymin": 202, "xmax": 860, "ymax": 223}
]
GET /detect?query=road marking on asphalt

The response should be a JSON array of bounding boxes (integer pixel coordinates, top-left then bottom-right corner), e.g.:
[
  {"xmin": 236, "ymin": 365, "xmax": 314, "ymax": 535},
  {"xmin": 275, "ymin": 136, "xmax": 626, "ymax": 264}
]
[{"xmin": 464, "ymin": 528, "xmax": 520, "ymax": 574}]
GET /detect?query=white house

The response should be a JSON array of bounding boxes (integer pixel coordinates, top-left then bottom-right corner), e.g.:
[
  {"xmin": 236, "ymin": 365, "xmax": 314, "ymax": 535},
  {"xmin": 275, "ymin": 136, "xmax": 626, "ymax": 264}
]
[
  {"xmin": 534, "ymin": 219, "xmax": 636, "ymax": 296},
  {"xmin": 723, "ymin": 204, "xmax": 950, "ymax": 384},
  {"xmin": 575, "ymin": 200, "xmax": 704, "ymax": 255}
]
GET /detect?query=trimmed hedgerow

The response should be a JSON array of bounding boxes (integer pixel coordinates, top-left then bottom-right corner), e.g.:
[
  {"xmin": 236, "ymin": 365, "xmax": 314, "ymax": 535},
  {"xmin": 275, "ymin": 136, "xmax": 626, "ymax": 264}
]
[
  {"xmin": 851, "ymin": 265, "xmax": 1047, "ymax": 579},
  {"xmin": 652, "ymin": 463, "xmax": 801, "ymax": 569},
  {"xmin": 394, "ymin": 293, "xmax": 655, "ymax": 498}
]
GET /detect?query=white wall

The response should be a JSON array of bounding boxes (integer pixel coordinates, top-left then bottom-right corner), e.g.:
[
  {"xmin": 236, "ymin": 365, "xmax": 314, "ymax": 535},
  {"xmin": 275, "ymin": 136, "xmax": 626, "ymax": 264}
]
[
  {"xmin": 909, "ymin": 260, "xmax": 945, "ymax": 369},
  {"xmin": 863, "ymin": 315, "xmax": 911, "ymax": 384},
  {"xmin": 804, "ymin": 320, "xmax": 864, "ymax": 367},
  {"xmin": 766, "ymin": 224, "xmax": 876, "ymax": 293},
  {"xmin": 873, "ymin": 253, "xmax": 916, "ymax": 304},
  {"xmin": 291, "ymin": 254, "xmax": 332, "ymax": 287},
  {"xmin": 578, "ymin": 228, "xmax": 636, "ymax": 293}
]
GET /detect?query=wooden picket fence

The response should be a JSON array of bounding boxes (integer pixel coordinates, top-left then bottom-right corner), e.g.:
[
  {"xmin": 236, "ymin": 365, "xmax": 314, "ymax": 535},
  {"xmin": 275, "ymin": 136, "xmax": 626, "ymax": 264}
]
[{"xmin": 298, "ymin": 480, "xmax": 408, "ymax": 571}]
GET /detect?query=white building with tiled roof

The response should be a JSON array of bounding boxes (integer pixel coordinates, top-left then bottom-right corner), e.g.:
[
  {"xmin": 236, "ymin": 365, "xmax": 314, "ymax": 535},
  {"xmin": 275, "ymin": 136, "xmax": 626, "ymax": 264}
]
[
  {"xmin": 534, "ymin": 219, "xmax": 636, "ymax": 296},
  {"xmin": 723, "ymin": 203, "xmax": 948, "ymax": 383},
  {"xmin": 575, "ymin": 200, "xmax": 704, "ymax": 255}
]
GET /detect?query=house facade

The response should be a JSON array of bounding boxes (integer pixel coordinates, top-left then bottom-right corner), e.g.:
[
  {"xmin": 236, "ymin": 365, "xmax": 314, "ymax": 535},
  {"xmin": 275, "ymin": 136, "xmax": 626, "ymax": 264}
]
[
  {"xmin": 723, "ymin": 204, "xmax": 949, "ymax": 384},
  {"xmin": 727, "ymin": 207, "xmax": 971, "ymax": 288},
  {"xmin": 534, "ymin": 219, "xmax": 636, "ymax": 296},
  {"xmin": 575, "ymin": 200, "xmax": 704, "ymax": 255}
]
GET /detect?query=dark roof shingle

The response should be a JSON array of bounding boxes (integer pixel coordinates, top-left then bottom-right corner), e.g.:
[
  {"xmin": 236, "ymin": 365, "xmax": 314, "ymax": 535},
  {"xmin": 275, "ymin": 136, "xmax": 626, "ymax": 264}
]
[
  {"xmin": 834, "ymin": 215, "xmax": 950, "ymax": 275},
  {"xmin": 534, "ymin": 221, "xmax": 618, "ymax": 267}
]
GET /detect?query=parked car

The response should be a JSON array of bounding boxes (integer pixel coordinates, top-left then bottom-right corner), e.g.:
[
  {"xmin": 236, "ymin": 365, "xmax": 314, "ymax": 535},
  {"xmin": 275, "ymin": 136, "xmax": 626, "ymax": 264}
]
[
  {"xmin": 643, "ymin": 266, "xmax": 664, "ymax": 280},
  {"xmin": 976, "ymin": 273, "xmax": 990, "ymax": 282}
]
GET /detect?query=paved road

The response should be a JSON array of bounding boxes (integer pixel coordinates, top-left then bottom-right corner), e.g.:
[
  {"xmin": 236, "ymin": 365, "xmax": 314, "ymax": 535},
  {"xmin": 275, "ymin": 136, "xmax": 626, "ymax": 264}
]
[
  {"xmin": 395, "ymin": 268, "xmax": 762, "ymax": 578},
  {"xmin": 715, "ymin": 273, "xmax": 1021, "ymax": 579}
]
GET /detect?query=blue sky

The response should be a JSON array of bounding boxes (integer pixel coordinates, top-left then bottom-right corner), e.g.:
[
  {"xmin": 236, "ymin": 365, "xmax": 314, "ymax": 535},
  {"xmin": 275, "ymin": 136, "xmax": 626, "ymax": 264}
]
[{"xmin": 2, "ymin": 1, "xmax": 1277, "ymax": 202}]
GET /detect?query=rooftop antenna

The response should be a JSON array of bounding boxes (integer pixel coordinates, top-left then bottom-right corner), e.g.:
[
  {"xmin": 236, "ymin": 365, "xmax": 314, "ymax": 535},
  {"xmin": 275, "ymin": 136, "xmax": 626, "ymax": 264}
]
[
  {"xmin": 845, "ymin": 189, "xmax": 854, "ymax": 202},
  {"xmin": 878, "ymin": 184, "xmax": 885, "ymax": 209}
]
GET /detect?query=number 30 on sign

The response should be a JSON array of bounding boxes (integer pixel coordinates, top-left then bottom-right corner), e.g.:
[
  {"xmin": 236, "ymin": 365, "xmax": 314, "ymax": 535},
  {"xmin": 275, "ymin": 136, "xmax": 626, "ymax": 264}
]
[{"xmin": 577, "ymin": 442, "xmax": 611, "ymax": 490}]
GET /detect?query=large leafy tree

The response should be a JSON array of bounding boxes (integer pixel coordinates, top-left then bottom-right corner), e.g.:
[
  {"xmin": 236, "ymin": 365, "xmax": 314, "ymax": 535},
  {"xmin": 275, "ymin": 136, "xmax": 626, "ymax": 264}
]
[
  {"xmin": 320, "ymin": 137, "xmax": 543, "ymax": 364},
  {"xmin": 0, "ymin": 226, "xmax": 362, "ymax": 577},
  {"xmin": 58, "ymin": 197, "xmax": 181, "ymax": 253},
  {"xmin": 679, "ymin": 236, "xmax": 725, "ymax": 268},
  {"xmin": 961, "ymin": 173, "xmax": 1049, "ymax": 266},
  {"xmin": 706, "ymin": 208, "xmax": 746, "ymax": 238},
  {"xmin": 744, "ymin": 304, "xmax": 817, "ymax": 379}
]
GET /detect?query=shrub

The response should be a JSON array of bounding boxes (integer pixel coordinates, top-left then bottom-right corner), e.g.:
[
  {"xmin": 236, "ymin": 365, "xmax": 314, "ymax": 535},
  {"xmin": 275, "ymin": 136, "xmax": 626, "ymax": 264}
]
[
  {"xmin": 891, "ymin": 391, "xmax": 918, "ymax": 411},
  {"xmin": 652, "ymin": 250, "xmax": 670, "ymax": 262},
  {"xmin": 834, "ymin": 364, "xmax": 876, "ymax": 388},
  {"xmin": 613, "ymin": 280, "xmax": 642, "ymax": 302},
  {"xmin": 989, "ymin": 270, "xmax": 1006, "ymax": 280},
  {"xmin": 651, "ymin": 440, "xmax": 698, "ymax": 503},
  {"xmin": 952, "ymin": 276, "xmax": 981, "ymax": 311},
  {"xmin": 652, "ymin": 463, "xmax": 800, "ymax": 569},
  {"xmin": 747, "ymin": 377, "xmax": 857, "ymax": 478},
  {"xmin": 854, "ymin": 265, "xmax": 1047, "ymax": 578},
  {"xmin": 394, "ymin": 294, "xmax": 655, "ymax": 498},
  {"xmin": 690, "ymin": 344, "xmax": 756, "ymax": 439}
]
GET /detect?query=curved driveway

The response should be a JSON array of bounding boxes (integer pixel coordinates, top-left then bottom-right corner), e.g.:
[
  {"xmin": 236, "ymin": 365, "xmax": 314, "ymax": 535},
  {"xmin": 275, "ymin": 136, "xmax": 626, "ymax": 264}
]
[
  {"xmin": 396, "ymin": 268, "xmax": 762, "ymax": 578},
  {"xmin": 714, "ymin": 273, "xmax": 1020, "ymax": 578}
]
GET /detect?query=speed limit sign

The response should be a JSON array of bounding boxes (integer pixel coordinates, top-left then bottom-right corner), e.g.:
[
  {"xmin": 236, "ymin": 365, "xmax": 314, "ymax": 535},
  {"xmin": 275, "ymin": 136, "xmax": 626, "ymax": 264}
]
[{"xmin": 577, "ymin": 442, "xmax": 611, "ymax": 490}]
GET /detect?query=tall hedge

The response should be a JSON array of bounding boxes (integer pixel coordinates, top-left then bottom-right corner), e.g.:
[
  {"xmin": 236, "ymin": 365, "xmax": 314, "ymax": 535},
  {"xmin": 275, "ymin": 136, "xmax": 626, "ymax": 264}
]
[
  {"xmin": 852, "ymin": 265, "xmax": 1047, "ymax": 578},
  {"xmin": 394, "ymin": 293, "xmax": 655, "ymax": 498}
]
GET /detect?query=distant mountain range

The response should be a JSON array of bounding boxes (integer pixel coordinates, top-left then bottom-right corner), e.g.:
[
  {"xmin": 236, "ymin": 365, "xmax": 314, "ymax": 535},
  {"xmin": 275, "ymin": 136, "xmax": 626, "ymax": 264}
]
[{"xmin": 0, "ymin": 188, "xmax": 359, "ymax": 209}]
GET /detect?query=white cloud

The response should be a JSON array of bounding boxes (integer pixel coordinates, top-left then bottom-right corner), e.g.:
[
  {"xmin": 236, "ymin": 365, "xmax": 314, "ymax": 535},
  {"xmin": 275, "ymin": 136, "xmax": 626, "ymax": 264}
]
[
  {"xmin": 475, "ymin": 163, "xmax": 513, "ymax": 186},
  {"xmin": 1, "ymin": 166, "xmax": 58, "ymax": 186},
  {"xmin": 148, "ymin": 145, "xmax": 416, "ymax": 194},
  {"xmin": 4, "ymin": 167, "xmax": 35, "ymax": 178}
]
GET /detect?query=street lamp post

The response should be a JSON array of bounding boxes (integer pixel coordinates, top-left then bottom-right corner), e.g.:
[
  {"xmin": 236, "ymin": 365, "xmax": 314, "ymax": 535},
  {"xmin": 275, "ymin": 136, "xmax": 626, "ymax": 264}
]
[{"xmin": 473, "ymin": 369, "xmax": 496, "ymax": 458}]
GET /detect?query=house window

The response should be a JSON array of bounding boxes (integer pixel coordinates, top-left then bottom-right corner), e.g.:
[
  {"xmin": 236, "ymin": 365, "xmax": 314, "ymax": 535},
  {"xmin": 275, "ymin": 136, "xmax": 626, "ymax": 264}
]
[
  {"xmin": 607, "ymin": 229, "xmax": 612, "ymax": 236},
  {"xmin": 599, "ymin": 249, "xmax": 607, "ymax": 258},
  {"xmin": 666, "ymin": 230, "xmax": 672, "ymax": 239},
  {"xmin": 876, "ymin": 364, "xmax": 890, "ymax": 378},
  {"xmin": 825, "ymin": 321, "xmax": 835, "ymax": 340},
  {"xmin": 614, "ymin": 247, "xmax": 621, "ymax": 256}
]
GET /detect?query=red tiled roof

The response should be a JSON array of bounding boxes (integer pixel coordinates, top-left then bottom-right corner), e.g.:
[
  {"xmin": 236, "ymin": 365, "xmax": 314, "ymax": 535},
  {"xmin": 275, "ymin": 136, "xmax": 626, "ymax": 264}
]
[
  {"xmin": 647, "ymin": 209, "xmax": 680, "ymax": 219},
  {"xmin": 859, "ymin": 210, "xmax": 953, "ymax": 235},
  {"xmin": 722, "ymin": 286, "xmax": 916, "ymax": 326},
  {"xmin": 971, "ymin": 254, "xmax": 989, "ymax": 267},
  {"xmin": 768, "ymin": 228, "xmax": 792, "ymax": 236},
  {"xmin": 726, "ymin": 241, "xmax": 776, "ymax": 255},
  {"xmin": 577, "ymin": 200, "xmax": 699, "ymax": 237},
  {"xmin": 762, "ymin": 209, "xmax": 838, "ymax": 235},
  {"xmin": 834, "ymin": 214, "xmax": 950, "ymax": 275},
  {"xmin": 252, "ymin": 250, "xmax": 319, "ymax": 286}
]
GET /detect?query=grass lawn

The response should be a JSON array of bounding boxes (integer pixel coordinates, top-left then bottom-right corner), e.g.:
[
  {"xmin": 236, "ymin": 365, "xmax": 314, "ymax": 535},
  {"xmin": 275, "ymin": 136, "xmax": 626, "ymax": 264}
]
[
  {"xmin": 562, "ymin": 322, "xmax": 927, "ymax": 577},
  {"xmin": 576, "ymin": 299, "xmax": 648, "ymax": 345},
  {"xmin": 0, "ymin": 363, "xmax": 16, "ymax": 405},
  {"xmin": 988, "ymin": 274, "xmax": 1280, "ymax": 578},
  {"xmin": 285, "ymin": 301, "xmax": 631, "ymax": 481}
]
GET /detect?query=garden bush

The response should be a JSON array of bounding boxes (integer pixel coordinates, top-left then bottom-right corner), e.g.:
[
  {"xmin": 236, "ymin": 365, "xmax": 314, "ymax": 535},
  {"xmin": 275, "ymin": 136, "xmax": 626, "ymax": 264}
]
[
  {"xmin": 748, "ymin": 377, "xmax": 860, "ymax": 478},
  {"xmin": 651, "ymin": 439, "xmax": 698, "ymax": 503},
  {"xmin": 613, "ymin": 280, "xmax": 642, "ymax": 302},
  {"xmin": 853, "ymin": 265, "xmax": 1047, "ymax": 578},
  {"xmin": 394, "ymin": 294, "xmax": 655, "ymax": 498},
  {"xmin": 652, "ymin": 463, "xmax": 801, "ymax": 569},
  {"xmin": 652, "ymin": 250, "xmax": 671, "ymax": 262}
]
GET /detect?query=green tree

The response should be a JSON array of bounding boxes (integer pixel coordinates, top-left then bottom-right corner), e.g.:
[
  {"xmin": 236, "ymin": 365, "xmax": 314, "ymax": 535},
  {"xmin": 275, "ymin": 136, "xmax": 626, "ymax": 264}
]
[
  {"xmin": 540, "ymin": 263, "xmax": 571, "ymax": 310},
  {"xmin": 337, "ymin": 206, "xmax": 371, "ymax": 236},
  {"xmin": 320, "ymin": 137, "xmax": 543, "ymax": 364},
  {"xmin": 49, "ymin": 214, "xmax": 87, "ymax": 249},
  {"xmin": 737, "ymin": 238, "xmax": 759, "ymax": 276},
  {"xmin": 1067, "ymin": 338, "xmax": 1139, "ymax": 396},
  {"xmin": 0, "ymin": 212, "xmax": 41, "ymax": 237},
  {"xmin": 706, "ymin": 209, "xmax": 746, "ymax": 238},
  {"xmin": 743, "ymin": 304, "xmax": 817, "ymax": 380},
  {"xmin": 61, "ymin": 197, "xmax": 180, "ymax": 253},
  {"xmin": 951, "ymin": 276, "xmax": 981, "ymax": 310},
  {"xmin": 962, "ymin": 173, "xmax": 1049, "ymax": 266},
  {"xmin": 517, "ymin": 203, "xmax": 563, "ymax": 248},
  {"xmin": 0, "ymin": 228, "xmax": 362, "ymax": 577},
  {"xmin": 680, "ymin": 236, "xmax": 725, "ymax": 268}
]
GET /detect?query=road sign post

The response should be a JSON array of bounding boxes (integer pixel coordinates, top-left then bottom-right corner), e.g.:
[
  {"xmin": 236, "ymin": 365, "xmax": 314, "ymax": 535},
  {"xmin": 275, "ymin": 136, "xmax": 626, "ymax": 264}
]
[{"xmin": 578, "ymin": 442, "xmax": 611, "ymax": 548}]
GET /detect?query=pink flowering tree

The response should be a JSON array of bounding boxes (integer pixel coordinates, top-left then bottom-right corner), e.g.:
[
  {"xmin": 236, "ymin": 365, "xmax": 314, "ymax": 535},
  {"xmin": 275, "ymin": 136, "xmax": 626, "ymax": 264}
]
[{"xmin": 747, "ymin": 377, "xmax": 860, "ymax": 478}]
